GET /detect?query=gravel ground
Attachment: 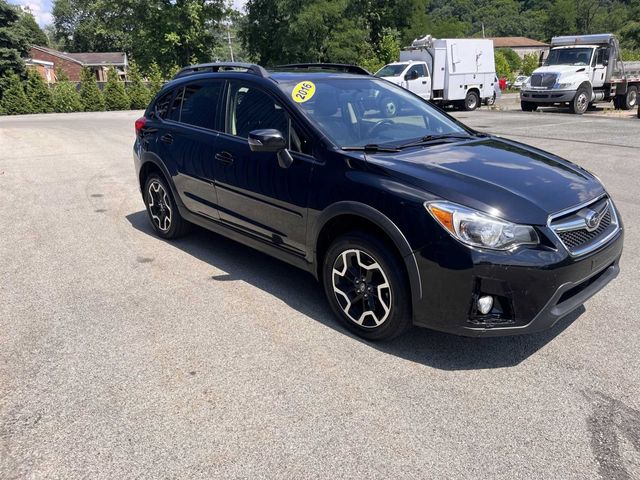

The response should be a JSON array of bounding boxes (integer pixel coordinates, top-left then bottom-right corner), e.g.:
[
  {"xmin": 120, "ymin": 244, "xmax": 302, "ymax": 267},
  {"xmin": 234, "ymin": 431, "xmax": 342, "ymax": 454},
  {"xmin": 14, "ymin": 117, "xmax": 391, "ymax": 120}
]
[{"xmin": 1, "ymin": 110, "xmax": 639, "ymax": 479}]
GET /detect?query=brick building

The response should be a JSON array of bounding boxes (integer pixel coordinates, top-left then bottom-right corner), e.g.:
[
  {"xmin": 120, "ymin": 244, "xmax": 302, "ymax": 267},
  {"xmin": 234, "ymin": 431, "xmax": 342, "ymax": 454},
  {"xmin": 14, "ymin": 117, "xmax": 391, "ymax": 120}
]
[{"xmin": 27, "ymin": 46, "xmax": 128, "ymax": 83}]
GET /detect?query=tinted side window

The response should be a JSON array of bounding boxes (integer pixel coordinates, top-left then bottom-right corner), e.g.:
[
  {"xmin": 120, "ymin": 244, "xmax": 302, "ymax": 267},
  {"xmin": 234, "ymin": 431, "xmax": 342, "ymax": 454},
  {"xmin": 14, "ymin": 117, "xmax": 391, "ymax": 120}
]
[
  {"xmin": 168, "ymin": 88, "xmax": 183, "ymax": 122},
  {"xmin": 408, "ymin": 64, "xmax": 427, "ymax": 78},
  {"xmin": 227, "ymin": 83, "xmax": 288, "ymax": 138},
  {"xmin": 179, "ymin": 82, "xmax": 223, "ymax": 130},
  {"xmin": 155, "ymin": 90, "xmax": 174, "ymax": 119},
  {"xmin": 289, "ymin": 120, "xmax": 312, "ymax": 155}
]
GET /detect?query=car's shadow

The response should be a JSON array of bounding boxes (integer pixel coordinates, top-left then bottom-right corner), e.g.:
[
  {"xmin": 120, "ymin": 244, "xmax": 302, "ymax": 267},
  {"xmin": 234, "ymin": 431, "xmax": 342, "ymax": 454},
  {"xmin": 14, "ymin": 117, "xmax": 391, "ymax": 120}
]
[{"xmin": 127, "ymin": 210, "xmax": 584, "ymax": 371}]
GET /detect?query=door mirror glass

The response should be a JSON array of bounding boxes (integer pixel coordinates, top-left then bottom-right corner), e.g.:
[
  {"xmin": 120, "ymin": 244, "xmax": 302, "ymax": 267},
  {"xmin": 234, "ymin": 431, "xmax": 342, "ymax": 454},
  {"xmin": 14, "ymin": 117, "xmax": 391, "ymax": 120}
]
[{"xmin": 248, "ymin": 129, "xmax": 287, "ymax": 152}]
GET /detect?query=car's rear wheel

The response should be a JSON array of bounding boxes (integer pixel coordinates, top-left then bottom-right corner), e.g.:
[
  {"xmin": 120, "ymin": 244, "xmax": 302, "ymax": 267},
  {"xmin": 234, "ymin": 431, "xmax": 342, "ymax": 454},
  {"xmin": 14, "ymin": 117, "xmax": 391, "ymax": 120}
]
[
  {"xmin": 143, "ymin": 173, "xmax": 190, "ymax": 239},
  {"xmin": 521, "ymin": 101, "xmax": 538, "ymax": 112},
  {"xmin": 322, "ymin": 232, "xmax": 412, "ymax": 341}
]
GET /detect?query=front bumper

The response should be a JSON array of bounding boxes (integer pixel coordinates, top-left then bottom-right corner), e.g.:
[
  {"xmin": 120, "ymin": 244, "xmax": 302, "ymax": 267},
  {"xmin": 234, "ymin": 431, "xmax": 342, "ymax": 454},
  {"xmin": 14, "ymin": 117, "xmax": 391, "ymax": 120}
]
[
  {"xmin": 521, "ymin": 89, "xmax": 575, "ymax": 104},
  {"xmin": 411, "ymin": 225, "xmax": 623, "ymax": 337}
]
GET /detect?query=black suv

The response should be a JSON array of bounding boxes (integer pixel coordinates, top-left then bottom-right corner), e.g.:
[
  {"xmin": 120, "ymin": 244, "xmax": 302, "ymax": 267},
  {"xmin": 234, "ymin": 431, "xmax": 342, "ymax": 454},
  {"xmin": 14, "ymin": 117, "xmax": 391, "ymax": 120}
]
[{"xmin": 133, "ymin": 62, "xmax": 623, "ymax": 340}]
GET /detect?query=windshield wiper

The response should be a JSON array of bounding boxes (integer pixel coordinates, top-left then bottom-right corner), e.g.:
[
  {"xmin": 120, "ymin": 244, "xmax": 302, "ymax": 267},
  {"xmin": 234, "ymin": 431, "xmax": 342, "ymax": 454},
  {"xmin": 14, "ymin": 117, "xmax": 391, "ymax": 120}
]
[
  {"xmin": 341, "ymin": 144, "xmax": 401, "ymax": 153},
  {"xmin": 397, "ymin": 133, "xmax": 476, "ymax": 149}
]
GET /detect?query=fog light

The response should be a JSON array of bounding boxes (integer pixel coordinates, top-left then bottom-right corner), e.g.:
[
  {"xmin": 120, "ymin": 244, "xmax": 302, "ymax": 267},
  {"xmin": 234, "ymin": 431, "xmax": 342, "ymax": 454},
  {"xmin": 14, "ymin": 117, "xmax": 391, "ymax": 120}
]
[{"xmin": 477, "ymin": 296, "xmax": 494, "ymax": 315}]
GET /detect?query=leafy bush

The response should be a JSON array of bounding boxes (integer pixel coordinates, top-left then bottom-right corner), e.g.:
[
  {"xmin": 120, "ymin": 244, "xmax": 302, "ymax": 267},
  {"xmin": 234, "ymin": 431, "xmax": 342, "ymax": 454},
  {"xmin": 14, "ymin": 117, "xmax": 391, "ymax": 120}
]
[
  {"xmin": 103, "ymin": 67, "xmax": 130, "ymax": 111},
  {"xmin": 0, "ymin": 75, "xmax": 31, "ymax": 115},
  {"xmin": 497, "ymin": 48, "xmax": 522, "ymax": 73},
  {"xmin": 494, "ymin": 51, "xmax": 513, "ymax": 81},
  {"xmin": 127, "ymin": 61, "xmax": 151, "ymax": 109},
  {"xmin": 25, "ymin": 69, "xmax": 54, "ymax": 113},
  {"xmin": 79, "ymin": 67, "xmax": 105, "ymax": 111},
  {"xmin": 52, "ymin": 81, "xmax": 83, "ymax": 113},
  {"xmin": 521, "ymin": 53, "xmax": 540, "ymax": 77}
]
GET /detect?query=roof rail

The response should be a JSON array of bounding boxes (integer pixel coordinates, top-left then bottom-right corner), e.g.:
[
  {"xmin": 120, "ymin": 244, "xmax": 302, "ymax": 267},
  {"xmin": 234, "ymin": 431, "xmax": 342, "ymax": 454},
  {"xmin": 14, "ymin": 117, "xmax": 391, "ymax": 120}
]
[
  {"xmin": 272, "ymin": 63, "xmax": 371, "ymax": 75},
  {"xmin": 173, "ymin": 62, "xmax": 269, "ymax": 79}
]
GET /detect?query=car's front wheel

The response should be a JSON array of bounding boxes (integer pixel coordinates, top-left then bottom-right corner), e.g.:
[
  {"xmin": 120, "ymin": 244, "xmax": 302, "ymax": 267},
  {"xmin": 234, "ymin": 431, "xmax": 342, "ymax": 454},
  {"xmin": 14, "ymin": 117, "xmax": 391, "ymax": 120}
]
[
  {"xmin": 143, "ymin": 173, "xmax": 190, "ymax": 239},
  {"xmin": 322, "ymin": 232, "xmax": 412, "ymax": 341}
]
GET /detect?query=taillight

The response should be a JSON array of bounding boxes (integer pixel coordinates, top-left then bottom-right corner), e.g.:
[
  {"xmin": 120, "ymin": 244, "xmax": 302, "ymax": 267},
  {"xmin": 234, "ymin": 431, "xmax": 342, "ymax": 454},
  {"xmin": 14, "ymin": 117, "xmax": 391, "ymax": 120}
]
[{"xmin": 135, "ymin": 116, "xmax": 147, "ymax": 136}]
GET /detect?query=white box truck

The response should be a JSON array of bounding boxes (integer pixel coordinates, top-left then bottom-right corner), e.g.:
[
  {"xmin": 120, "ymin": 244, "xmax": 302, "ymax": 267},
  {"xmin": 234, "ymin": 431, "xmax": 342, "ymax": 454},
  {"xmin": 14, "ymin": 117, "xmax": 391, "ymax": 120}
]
[
  {"xmin": 520, "ymin": 33, "xmax": 640, "ymax": 114},
  {"xmin": 375, "ymin": 35, "xmax": 497, "ymax": 111}
]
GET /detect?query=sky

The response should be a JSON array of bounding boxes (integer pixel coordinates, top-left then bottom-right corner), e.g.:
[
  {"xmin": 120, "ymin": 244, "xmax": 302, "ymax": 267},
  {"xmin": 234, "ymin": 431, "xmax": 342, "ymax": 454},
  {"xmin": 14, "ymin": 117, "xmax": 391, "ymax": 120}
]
[{"xmin": 8, "ymin": 0, "xmax": 247, "ymax": 27}]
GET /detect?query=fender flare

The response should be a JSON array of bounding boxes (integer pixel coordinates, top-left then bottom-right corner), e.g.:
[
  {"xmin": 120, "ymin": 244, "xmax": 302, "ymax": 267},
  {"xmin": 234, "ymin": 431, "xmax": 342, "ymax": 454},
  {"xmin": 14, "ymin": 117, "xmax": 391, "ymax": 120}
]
[{"xmin": 311, "ymin": 201, "xmax": 423, "ymax": 305}]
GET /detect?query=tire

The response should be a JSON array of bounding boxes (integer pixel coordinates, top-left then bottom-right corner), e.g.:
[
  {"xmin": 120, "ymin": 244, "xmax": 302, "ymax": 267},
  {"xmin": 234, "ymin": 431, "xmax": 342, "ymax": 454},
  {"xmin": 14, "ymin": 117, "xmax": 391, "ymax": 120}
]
[
  {"xmin": 637, "ymin": 104, "xmax": 640, "ymax": 119},
  {"xmin": 521, "ymin": 101, "xmax": 538, "ymax": 112},
  {"xmin": 621, "ymin": 86, "xmax": 637, "ymax": 110},
  {"xmin": 463, "ymin": 90, "xmax": 480, "ymax": 111},
  {"xmin": 143, "ymin": 173, "xmax": 190, "ymax": 239},
  {"xmin": 613, "ymin": 95, "xmax": 623, "ymax": 109},
  {"xmin": 569, "ymin": 88, "xmax": 590, "ymax": 115},
  {"xmin": 322, "ymin": 231, "xmax": 412, "ymax": 341},
  {"xmin": 485, "ymin": 92, "xmax": 496, "ymax": 106}
]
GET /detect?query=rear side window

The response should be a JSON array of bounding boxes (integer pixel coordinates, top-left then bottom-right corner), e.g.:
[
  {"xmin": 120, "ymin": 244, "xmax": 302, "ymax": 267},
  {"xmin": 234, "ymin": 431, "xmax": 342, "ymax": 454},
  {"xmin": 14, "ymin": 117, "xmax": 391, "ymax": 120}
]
[
  {"xmin": 154, "ymin": 90, "xmax": 174, "ymax": 119},
  {"xmin": 179, "ymin": 82, "xmax": 223, "ymax": 130}
]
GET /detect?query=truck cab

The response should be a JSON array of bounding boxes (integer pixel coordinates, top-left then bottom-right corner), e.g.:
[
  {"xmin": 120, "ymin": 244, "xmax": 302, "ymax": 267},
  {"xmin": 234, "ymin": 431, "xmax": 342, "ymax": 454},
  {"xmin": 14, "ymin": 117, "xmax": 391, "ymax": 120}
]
[
  {"xmin": 375, "ymin": 61, "xmax": 432, "ymax": 100},
  {"xmin": 521, "ymin": 34, "xmax": 640, "ymax": 114}
]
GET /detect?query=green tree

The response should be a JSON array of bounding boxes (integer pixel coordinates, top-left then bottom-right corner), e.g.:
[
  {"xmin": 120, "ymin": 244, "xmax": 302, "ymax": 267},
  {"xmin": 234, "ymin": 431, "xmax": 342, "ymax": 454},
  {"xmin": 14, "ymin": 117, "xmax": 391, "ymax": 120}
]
[
  {"xmin": 52, "ymin": 81, "xmax": 83, "ymax": 112},
  {"xmin": 25, "ymin": 69, "xmax": 53, "ymax": 113},
  {"xmin": 545, "ymin": 0, "xmax": 577, "ymax": 38},
  {"xmin": 521, "ymin": 53, "xmax": 539, "ymax": 76},
  {"xmin": 494, "ymin": 50, "xmax": 512, "ymax": 82},
  {"xmin": 0, "ymin": 74, "xmax": 31, "ymax": 114},
  {"xmin": 55, "ymin": 66, "xmax": 69, "ymax": 81},
  {"xmin": 16, "ymin": 7, "xmax": 49, "ymax": 47},
  {"xmin": 0, "ymin": 0, "xmax": 29, "ymax": 81},
  {"xmin": 127, "ymin": 61, "xmax": 150, "ymax": 109},
  {"xmin": 103, "ymin": 67, "xmax": 129, "ymax": 111},
  {"xmin": 79, "ymin": 66, "xmax": 104, "ymax": 111},
  {"xmin": 497, "ymin": 48, "xmax": 522, "ymax": 73},
  {"xmin": 147, "ymin": 61, "xmax": 164, "ymax": 97}
]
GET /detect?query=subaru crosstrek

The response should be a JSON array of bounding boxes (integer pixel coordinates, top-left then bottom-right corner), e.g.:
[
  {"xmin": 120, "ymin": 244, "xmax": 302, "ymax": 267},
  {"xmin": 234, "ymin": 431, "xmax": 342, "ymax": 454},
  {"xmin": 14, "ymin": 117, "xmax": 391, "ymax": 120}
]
[{"xmin": 133, "ymin": 62, "xmax": 623, "ymax": 340}]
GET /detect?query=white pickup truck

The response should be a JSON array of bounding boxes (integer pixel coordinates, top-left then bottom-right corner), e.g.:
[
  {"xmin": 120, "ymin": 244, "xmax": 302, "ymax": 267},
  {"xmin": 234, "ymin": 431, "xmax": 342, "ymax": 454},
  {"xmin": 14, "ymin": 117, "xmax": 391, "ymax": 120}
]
[
  {"xmin": 375, "ymin": 36, "xmax": 497, "ymax": 111},
  {"xmin": 520, "ymin": 33, "xmax": 640, "ymax": 114}
]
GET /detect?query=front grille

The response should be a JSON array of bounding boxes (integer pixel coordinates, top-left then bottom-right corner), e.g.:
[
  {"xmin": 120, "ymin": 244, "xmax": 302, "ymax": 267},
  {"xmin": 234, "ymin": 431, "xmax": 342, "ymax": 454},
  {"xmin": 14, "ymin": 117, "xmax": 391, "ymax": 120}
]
[
  {"xmin": 530, "ymin": 73, "xmax": 557, "ymax": 89},
  {"xmin": 557, "ymin": 209, "xmax": 612, "ymax": 249},
  {"xmin": 549, "ymin": 197, "xmax": 619, "ymax": 256}
]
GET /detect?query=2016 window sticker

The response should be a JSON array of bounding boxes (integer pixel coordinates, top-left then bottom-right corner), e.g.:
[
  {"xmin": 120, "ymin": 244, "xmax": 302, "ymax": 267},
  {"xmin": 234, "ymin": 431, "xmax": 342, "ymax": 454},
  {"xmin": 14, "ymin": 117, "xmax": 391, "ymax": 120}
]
[{"xmin": 292, "ymin": 81, "xmax": 316, "ymax": 103}]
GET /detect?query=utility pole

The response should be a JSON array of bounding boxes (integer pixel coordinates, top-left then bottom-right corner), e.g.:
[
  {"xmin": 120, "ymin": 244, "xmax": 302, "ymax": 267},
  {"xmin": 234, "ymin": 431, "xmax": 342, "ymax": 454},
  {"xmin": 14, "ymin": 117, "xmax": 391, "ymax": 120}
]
[{"xmin": 481, "ymin": 23, "xmax": 485, "ymax": 38}]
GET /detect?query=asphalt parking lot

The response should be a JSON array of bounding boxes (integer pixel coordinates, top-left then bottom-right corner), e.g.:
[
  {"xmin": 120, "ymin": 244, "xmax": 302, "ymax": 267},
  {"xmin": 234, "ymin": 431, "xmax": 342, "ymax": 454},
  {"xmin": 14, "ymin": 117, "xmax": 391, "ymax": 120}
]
[{"xmin": 1, "ymin": 110, "xmax": 639, "ymax": 479}]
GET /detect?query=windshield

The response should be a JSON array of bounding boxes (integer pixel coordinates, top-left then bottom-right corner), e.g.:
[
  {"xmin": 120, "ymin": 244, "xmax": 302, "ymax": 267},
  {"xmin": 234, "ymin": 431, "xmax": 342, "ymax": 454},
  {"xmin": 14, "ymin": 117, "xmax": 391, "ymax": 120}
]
[
  {"xmin": 545, "ymin": 47, "xmax": 594, "ymax": 66},
  {"xmin": 279, "ymin": 77, "xmax": 466, "ymax": 148},
  {"xmin": 374, "ymin": 64, "xmax": 407, "ymax": 77}
]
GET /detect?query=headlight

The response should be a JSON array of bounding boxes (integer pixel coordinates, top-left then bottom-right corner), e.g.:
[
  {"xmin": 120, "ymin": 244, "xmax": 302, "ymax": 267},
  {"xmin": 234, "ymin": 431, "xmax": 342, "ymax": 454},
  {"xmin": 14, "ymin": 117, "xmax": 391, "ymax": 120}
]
[
  {"xmin": 425, "ymin": 201, "xmax": 539, "ymax": 250},
  {"xmin": 555, "ymin": 82, "xmax": 573, "ymax": 89}
]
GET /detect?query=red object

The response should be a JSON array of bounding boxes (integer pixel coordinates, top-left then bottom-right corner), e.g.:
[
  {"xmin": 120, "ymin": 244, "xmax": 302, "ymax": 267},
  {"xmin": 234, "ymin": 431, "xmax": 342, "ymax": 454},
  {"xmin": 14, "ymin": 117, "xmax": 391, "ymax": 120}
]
[
  {"xmin": 499, "ymin": 78, "xmax": 507, "ymax": 91},
  {"xmin": 135, "ymin": 116, "xmax": 147, "ymax": 136}
]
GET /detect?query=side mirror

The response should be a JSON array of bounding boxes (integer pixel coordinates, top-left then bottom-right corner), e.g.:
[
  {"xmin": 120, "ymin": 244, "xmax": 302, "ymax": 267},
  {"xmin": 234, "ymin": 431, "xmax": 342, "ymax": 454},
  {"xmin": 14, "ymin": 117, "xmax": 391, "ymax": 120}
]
[
  {"xmin": 603, "ymin": 58, "xmax": 609, "ymax": 66},
  {"xmin": 248, "ymin": 129, "xmax": 293, "ymax": 168},
  {"xmin": 248, "ymin": 129, "xmax": 287, "ymax": 152},
  {"xmin": 405, "ymin": 70, "xmax": 419, "ymax": 81}
]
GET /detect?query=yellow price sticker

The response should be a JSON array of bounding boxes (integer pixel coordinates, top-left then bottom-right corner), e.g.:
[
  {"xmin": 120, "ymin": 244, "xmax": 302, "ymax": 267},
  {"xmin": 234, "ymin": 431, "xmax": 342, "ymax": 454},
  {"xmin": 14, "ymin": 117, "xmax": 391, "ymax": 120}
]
[{"xmin": 292, "ymin": 81, "xmax": 316, "ymax": 103}]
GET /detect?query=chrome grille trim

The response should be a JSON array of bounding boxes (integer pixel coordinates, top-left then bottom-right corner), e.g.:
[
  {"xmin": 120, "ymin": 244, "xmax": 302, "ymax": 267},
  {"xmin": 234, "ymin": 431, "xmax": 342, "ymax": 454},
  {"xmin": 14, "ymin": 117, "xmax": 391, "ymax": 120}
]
[
  {"xmin": 547, "ymin": 195, "xmax": 620, "ymax": 257},
  {"xmin": 530, "ymin": 73, "xmax": 557, "ymax": 89}
]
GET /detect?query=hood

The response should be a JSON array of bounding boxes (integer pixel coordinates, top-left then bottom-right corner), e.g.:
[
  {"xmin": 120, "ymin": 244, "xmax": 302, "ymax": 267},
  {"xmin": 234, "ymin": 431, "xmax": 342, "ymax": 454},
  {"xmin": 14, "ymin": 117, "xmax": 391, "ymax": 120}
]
[
  {"xmin": 532, "ymin": 65, "xmax": 589, "ymax": 77},
  {"xmin": 365, "ymin": 137, "xmax": 604, "ymax": 225}
]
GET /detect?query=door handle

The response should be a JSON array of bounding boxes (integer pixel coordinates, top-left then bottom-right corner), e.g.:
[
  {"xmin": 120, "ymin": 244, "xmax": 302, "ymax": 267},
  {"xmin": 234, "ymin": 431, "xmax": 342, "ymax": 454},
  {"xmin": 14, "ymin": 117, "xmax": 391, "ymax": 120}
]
[
  {"xmin": 160, "ymin": 133, "xmax": 174, "ymax": 144},
  {"xmin": 215, "ymin": 151, "xmax": 234, "ymax": 165},
  {"xmin": 422, "ymin": 81, "xmax": 427, "ymax": 84}
]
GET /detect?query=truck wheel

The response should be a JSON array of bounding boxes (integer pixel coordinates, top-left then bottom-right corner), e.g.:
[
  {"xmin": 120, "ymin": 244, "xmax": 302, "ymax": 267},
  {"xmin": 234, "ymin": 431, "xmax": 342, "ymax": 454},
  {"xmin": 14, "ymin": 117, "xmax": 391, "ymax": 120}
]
[
  {"xmin": 485, "ymin": 92, "xmax": 496, "ymax": 106},
  {"xmin": 463, "ymin": 91, "xmax": 480, "ymax": 111},
  {"xmin": 521, "ymin": 101, "xmax": 537, "ymax": 112},
  {"xmin": 569, "ymin": 88, "xmax": 589, "ymax": 115},
  {"xmin": 621, "ymin": 86, "xmax": 637, "ymax": 110}
]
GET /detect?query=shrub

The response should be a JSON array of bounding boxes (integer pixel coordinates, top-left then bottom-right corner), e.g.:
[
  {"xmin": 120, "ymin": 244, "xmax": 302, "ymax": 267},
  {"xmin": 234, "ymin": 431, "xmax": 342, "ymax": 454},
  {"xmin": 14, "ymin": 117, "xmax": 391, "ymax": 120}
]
[
  {"xmin": 127, "ymin": 61, "xmax": 151, "ymax": 109},
  {"xmin": 103, "ymin": 67, "xmax": 130, "ymax": 110},
  {"xmin": 497, "ymin": 48, "xmax": 522, "ymax": 73},
  {"xmin": 25, "ymin": 69, "xmax": 54, "ymax": 113},
  {"xmin": 521, "ymin": 53, "xmax": 539, "ymax": 77},
  {"xmin": 0, "ymin": 75, "xmax": 31, "ymax": 115},
  {"xmin": 494, "ymin": 51, "xmax": 513, "ymax": 82},
  {"xmin": 52, "ymin": 81, "xmax": 83, "ymax": 112},
  {"xmin": 147, "ymin": 62, "xmax": 164, "ymax": 97},
  {"xmin": 79, "ymin": 67, "xmax": 105, "ymax": 111}
]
